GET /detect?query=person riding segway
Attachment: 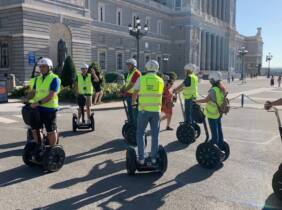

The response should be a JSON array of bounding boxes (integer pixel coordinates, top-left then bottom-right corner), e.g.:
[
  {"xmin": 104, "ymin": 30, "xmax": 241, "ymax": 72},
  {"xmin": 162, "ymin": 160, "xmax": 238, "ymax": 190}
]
[
  {"xmin": 195, "ymin": 71, "xmax": 230, "ymax": 169},
  {"xmin": 173, "ymin": 64, "xmax": 201, "ymax": 144},
  {"xmin": 22, "ymin": 57, "xmax": 65, "ymax": 172},
  {"xmin": 125, "ymin": 60, "xmax": 167, "ymax": 175},
  {"xmin": 265, "ymin": 99, "xmax": 282, "ymax": 199},
  {"xmin": 72, "ymin": 64, "xmax": 95, "ymax": 132},
  {"xmin": 121, "ymin": 58, "xmax": 141, "ymax": 146}
]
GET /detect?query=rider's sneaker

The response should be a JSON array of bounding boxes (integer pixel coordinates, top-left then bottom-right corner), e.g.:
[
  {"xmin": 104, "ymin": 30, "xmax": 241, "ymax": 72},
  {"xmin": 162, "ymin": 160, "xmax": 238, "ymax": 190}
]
[
  {"xmin": 151, "ymin": 158, "xmax": 157, "ymax": 165},
  {"xmin": 137, "ymin": 159, "xmax": 145, "ymax": 165}
]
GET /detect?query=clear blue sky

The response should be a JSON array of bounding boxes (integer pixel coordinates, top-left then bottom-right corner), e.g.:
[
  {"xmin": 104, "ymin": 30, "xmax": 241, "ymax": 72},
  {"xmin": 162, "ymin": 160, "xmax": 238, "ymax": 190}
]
[{"xmin": 236, "ymin": 0, "xmax": 282, "ymax": 67}]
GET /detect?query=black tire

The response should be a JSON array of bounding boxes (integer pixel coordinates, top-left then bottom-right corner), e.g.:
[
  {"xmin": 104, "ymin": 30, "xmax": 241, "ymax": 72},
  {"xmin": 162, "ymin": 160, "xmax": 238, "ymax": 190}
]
[
  {"xmin": 27, "ymin": 128, "xmax": 33, "ymax": 142},
  {"xmin": 125, "ymin": 126, "xmax": 137, "ymax": 146},
  {"xmin": 196, "ymin": 143, "xmax": 221, "ymax": 169},
  {"xmin": 279, "ymin": 163, "xmax": 282, "ymax": 171},
  {"xmin": 176, "ymin": 123, "xmax": 195, "ymax": 144},
  {"xmin": 72, "ymin": 116, "xmax": 77, "ymax": 132},
  {"xmin": 272, "ymin": 169, "xmax": 282, "ymax": 200},
  {"xmin": 22, "ymin": 141, "xmax": 37, "ymax": 167},
  {"xmin": 221, "ymin": 141, "xmax": 230, "ymax": 161},
  {"xmin": 90, "ymin": 114, "xmax": 95, "ymax": 131},
  {"xmin": 43, "ymin": 145, "xmax": 65, "ymax": 172},
  {"xmin": 158, "ymin": 145, "xmax": 168, "ymax": 174},
  {"xmin": 126, "ymin": 147, "xmax": 137, "ymax": 175},
  {"xmin": 193, "ymin": 124, "xmax": 201, "ymax": 139},
  {"xmin": 122, "ymin": 122, "xmax": 130, "ymax": 138}
]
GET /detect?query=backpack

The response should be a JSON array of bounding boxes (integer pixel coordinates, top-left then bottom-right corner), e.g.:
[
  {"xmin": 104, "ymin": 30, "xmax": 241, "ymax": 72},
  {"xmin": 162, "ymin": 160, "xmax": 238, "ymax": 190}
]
[{"xmin": 216, "ymin": 93, "xmax": 230, "ymax": 116}]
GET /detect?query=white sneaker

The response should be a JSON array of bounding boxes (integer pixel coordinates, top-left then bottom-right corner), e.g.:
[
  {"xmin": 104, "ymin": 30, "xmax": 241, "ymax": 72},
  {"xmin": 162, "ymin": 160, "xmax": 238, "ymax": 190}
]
[{"xmin": 138, "ymin": 159, "xmax": 145, "ymax": 165}]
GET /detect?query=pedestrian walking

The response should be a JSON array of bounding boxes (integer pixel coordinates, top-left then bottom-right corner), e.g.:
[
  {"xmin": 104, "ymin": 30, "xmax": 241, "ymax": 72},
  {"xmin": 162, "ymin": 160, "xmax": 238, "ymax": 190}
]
[
  {"xmin": 271, "ymin": 75, "xmax": 275, "ymax": 87},
  {"xmin": 278, "ymin": 75, "xmax": 281, "ymax": 87},
  {"xmin": 161, "ymin": 79, "xmax": 174, "ymax": 130}
]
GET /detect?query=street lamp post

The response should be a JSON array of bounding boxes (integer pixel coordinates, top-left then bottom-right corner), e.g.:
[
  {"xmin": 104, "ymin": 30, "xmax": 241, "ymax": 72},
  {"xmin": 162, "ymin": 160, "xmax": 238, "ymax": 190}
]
[
  {"xmin": 266, "ymin": 52, "xmax": 273, "ymax": 78},
  {"xmin": 238, "ymin": 46, "xmax": 248, "ymax": 84},
  {"xmin": 128, "ymin": 17, "xmax": 148, "ymax": 69}
]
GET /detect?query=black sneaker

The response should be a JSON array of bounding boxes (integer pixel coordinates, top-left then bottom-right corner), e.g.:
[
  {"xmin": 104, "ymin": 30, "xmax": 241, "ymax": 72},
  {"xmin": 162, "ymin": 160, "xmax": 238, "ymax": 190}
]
[{"xmin": 166, "ymin": 127, "xmax": 174, "ymax": 131}]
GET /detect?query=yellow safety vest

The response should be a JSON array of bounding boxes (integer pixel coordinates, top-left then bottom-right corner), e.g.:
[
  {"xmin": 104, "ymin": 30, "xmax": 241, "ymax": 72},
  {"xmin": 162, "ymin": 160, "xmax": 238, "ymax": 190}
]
[
  {"xmin": 32, "ymin": 72, "xmax": 60, "ymax": 109},
  {"xmin": 183, "ymin": 73, "xmax": 199, "ymax": 99},
  {"xmin": 77, "ymin": 73, "xmax": 93, "ymax": 95},
  {"xmin": 139, "ymin": 73, "xmax": 164, "ymax": 112},
  {"xmin": 126, "ymin": 68, "xmax": 138, "ymax": 94},
  {"xmin": 29, "ymin": 78, "xmax": 36, "ymax": 91},
  {"xmin": 204, "ymin": 86, "xmax": 224, "ymax": 119}
]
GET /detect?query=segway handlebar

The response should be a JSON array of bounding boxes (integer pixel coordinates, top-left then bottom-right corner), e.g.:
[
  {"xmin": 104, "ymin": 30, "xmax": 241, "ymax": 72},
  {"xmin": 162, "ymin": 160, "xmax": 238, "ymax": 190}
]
[{"xmin": 269, "ymin": 107, "xmax": 282, "ymax": 129}]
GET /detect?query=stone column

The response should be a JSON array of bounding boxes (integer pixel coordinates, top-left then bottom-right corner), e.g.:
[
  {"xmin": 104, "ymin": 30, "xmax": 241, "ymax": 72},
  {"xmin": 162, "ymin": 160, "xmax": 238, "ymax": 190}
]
[
  {"xmin": 222, "ymin": 0, "xmax": 226, "ymax": 21},
  {"xmin": 216, "ymin": 36, "xmax": 221, "ymax": 70},
  {"xmin": 206, "ymin": 33, "xmax": 211, "ymax": 70},
  {"xmin": 213, "ymin": 0, "xmax": 217, "ymax": 18},
  {"xmin": 211, "ymin": 35, "xmax": 217, "ymax": 70},
  {"xmin": 200, "ymin": 31, "xmax": 206, "ymax": 70},
  {"xmin": 220, "ymin": 37, "xmax": 224, "ymax": 70}
]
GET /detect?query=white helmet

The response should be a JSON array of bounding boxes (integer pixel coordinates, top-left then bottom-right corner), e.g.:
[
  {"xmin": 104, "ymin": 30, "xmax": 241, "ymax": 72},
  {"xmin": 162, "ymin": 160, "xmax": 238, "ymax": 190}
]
[
  {"xmin": 126, "ymin": 58, "xmax": 137, "ymax": 67},
  {"xmin": 81, "ymin": 64, "xmax": 89, "ymax": 69},
  {"xmin": 184, "ymin": 63, "xmax": 197, "ymax": 72},
  {"xmin": 145, "ymin": 60, "xmax": 159, "ymax": 72},
  {"xmin": 209, "ymin": 71, "xmax": 222, "ymax": 82},
  {"xmin": 38, "ymin": 57, "xmax": 53, "ymax": 69}
]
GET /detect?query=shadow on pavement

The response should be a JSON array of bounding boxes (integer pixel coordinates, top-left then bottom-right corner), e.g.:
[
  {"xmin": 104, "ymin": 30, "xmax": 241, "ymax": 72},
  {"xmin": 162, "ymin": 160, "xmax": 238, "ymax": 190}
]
[
  {"xmin": 0, "ymin": 141, "xmax": 25, "ymax": 149},
  {"xmin": 37, "ymin": 173, "xmax": 163, "ymax": 210},
  {"xmin": 164, "ymin": 140, "xmax": 189, "ymax": 153},
  {"xmin": 41, "ymin": 163, "xmax": 215, "ymax": 209},
  {"xmin": 59, "ymin": 130, "xmax": 93, "ymax": 138},
  {"xmin": 64, "ymin": 139, "xmax": 126, "ymax": 165},
  {"xmin": 0, "ymin": 165, "xmax": 44, "ymax": 187},
  {"xmin": 262, "ymin": 193, "xmax": 282, "ymax": 210},
  {"xmin": 0, "ymin": 148, "xmax": 22, "ymax": 159},
  {"xmin": 51, "ymin": 159, "xmax": 125, "ymax": 190}
]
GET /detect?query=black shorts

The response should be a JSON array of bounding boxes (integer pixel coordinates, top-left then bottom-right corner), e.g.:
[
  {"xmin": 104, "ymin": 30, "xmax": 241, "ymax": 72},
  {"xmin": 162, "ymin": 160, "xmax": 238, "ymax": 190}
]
[
  {"xmin": 93, "ymin": 83, "xmax": 102, "ymax": 92},
  {"xmin": 30, "ymin": 110, "xmax": 57, "ymax": 133}
]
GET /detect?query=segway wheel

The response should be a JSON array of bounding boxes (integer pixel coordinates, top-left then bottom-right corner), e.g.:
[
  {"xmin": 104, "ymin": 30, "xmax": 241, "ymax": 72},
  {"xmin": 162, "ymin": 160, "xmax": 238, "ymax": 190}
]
[
  {"xmin": 193, "ymin": 124, "xmax": 201, "ymax": 139},
  {"xmin": 72, "ymin": 116, "xmax": 77, "ymax": 132},
  {"xmin": 43, "ymin": 145, "xmax": 65, "ymax": 172},
  {"xmin": 125, "ymin": 126, "xmax": 137, "ymax": 146},
  {"xmin": 27, "ymin": 128, "xmax": 33, "ymax": 142},
  {"xmin": 90, "ymin": 113, "xmax": 95, "ymax": 131},
  {"xmin": 196, "ymin": 143, "xmax": 221, "ymax": 169},
  {"xmin": 279, "ymin": 163, "xmax": 282, "ymax": 171},
  {"xmin": 126, "ymin": 147, "xmax": 137, "ymax": 175},
  {"xmin": 221, "ymin": 141, "xmax": 230, "ymax": 161},
  {"xmin": 22, "ymin": 141, "xmax": 37, "ymax": 167},
  {"xmin": 176, "ymin": 123, "xmax": 195, "ymax": 144},
  {"xmin": 157, "ymin": 145, "xmax": 168, "ymax": 174},
  {"xmin": 272, "ymin": 169, "xmax": 282, "ymax": 200},
  {"xmin": 122, "ymin": 122, "xmax": 130, "ymax": 138}
]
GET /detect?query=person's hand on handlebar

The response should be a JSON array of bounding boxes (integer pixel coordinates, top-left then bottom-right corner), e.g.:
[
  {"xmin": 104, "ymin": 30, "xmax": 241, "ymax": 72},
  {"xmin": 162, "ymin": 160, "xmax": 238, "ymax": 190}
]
[
  {"xmin": 31, "ymin": 103, "xmax": 39, "ymax": 109},
  {"xmin": 264, "ymin": 101, "xmax": 272, "ymax": 110}
]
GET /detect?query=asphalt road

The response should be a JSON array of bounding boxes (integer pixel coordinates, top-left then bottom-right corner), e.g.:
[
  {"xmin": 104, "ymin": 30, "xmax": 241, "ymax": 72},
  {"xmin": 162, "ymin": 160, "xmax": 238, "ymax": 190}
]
[{"xmin": 1, "ymin": 78, "xmax": 282, "ymax": 210}]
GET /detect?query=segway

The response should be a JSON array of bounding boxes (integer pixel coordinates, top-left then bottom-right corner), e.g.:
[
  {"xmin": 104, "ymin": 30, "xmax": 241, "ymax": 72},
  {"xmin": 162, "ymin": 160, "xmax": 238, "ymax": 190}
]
[
  {"xmin": 268, "ymin": 107, "xmax": 282, "ymax": 199},
  {"xmin": 195, "ymin": 107, "xmax": 230, "ymax": 169},
  {"xmin": 176, "ymin": 94, "xmax": 201, "ymax": 144},
  {"xmin": 21, "ymin": 104, "xmax": 65, "ymax": 172},
  {"xmin": 126, "ymin": 144, "xmax": 168, "ymax": 176},
  {"xmin": 122, "ymin": 98, "xmax": 138, "ymax": 146},
  {"xmin": 72, "ymin": 95, "xmax": 95, "ymax": 132}
]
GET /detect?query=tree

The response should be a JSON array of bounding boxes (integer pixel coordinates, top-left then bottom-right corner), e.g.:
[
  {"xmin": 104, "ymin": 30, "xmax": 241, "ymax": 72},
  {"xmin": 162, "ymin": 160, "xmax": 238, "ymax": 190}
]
[{"xmin": 60, "ymin": 56, "xmax": 76, "ymax": 87}]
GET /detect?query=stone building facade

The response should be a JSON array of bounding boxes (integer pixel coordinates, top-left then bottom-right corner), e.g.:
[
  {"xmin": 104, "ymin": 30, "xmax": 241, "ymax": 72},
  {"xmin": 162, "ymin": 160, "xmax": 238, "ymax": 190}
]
[{"xmin": 0, "ymin": 0, "xmax": 263, "ymax": 81}]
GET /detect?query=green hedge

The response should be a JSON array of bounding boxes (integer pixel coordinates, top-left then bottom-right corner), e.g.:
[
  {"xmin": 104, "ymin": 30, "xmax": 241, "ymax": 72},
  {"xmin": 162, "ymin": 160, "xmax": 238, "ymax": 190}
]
[
  {"xmin": 104, "ymin": 72, "xmax": 124, "ymax": 84},
  {"xmin": 10, "ymin": 86, "xmax": 30, "ymax": 98}
]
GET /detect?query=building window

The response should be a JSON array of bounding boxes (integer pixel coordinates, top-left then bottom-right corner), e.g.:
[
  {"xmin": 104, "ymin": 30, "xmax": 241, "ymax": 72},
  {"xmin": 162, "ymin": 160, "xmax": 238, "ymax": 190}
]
[
  {"xmin": 98, "ymin": 50, "xmax": 106, "ymax": 70},
  {"xmin": 175, "ymin": 0, "xmax": 182, "ymax": 10},
  {"xmin": 157, "ymin": 20, "xmax": 162, "ymax": 35},
  {"xmin": 117, "ymin": 52, "xmax": 123, "ymax": 71},
  {"xmin": 0, "ymin": 42, "xmax": 9, "ymax": 68},
  {"xmin": 145, "ymin": 55, "xmax": 150, "ymax": 64},
  {"xmin": 98, "ymin": 3, "xmax": 105, "ymax": 22},
  {"xmin": 116, "ymin": 8, "xmax": 122, "ymax": 26}
]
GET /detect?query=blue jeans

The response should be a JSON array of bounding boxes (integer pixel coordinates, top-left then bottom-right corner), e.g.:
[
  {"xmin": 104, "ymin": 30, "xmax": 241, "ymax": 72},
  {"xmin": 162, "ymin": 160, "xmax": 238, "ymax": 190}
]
[
  {"xmin": 184, "ymin": 99, "xmax": 193, "ymax": 124},
  {"xmin": 136, "ymin": 111, "xmax": 160, "ymax": 160},
  {"xmin": 208, "ymin": 118, "xmax": 224, "ymax": 149},
  {"xmin": 126, "ymin": 96, "xmax": 137, "ymax": 125}
]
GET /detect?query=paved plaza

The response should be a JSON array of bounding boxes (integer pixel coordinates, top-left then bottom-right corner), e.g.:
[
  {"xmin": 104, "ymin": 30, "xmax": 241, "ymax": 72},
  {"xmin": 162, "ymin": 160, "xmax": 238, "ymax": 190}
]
[{"xmin": 1, "ymin": 78, "xmax": 282, "ymax": 210}]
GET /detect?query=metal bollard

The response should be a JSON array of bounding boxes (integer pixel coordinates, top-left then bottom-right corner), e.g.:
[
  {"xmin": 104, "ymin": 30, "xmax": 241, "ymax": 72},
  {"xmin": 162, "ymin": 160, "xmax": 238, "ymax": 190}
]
[{"xmin": 241, "ymin": 94, "xmax": 244, "ymax": 108}]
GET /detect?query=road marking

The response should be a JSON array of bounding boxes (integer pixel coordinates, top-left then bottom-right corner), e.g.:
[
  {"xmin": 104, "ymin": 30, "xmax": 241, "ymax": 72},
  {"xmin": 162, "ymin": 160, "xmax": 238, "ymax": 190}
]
[
  {"xmin": 229, "ymin": 135, "xmax": 280, "ymax": 145},
  {"xmin": 0, "ymin": 116, "xmax": 18, "ymax": 124}
]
